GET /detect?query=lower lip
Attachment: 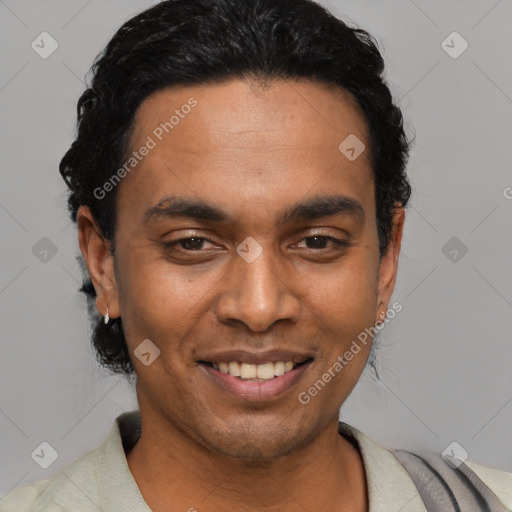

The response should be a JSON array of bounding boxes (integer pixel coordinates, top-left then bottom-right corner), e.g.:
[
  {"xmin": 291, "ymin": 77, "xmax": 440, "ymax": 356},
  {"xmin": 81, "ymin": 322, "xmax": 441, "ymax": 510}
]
[{"xmin": 200, "ymin": 361, "xmax": 312, "ymax": 402}]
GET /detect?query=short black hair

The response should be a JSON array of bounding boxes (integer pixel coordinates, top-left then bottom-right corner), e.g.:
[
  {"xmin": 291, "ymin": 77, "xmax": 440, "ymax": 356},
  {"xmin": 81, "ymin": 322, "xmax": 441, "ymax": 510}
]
[{"xmin": 59, "ymin": 0, "xmax": 413, "ymax": 379}]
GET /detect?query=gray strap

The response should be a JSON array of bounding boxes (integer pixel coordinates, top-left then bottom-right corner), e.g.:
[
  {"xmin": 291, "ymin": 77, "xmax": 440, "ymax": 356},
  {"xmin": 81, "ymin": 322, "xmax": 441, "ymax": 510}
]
[{"xmin": 392, "ymin": 449, "xmax": 508, "ymax": 512}]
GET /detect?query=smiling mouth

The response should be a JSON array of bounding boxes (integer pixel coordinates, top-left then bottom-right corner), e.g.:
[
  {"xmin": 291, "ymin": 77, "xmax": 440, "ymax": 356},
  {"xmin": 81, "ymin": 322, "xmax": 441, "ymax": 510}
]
[{"xmin": 199, "ymin": 359, "xmax": 314, "ymax": 381}]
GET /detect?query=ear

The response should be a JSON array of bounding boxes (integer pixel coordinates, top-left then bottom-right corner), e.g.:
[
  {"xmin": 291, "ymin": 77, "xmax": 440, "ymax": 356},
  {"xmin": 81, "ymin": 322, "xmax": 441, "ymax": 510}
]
[
  {"xmin": 375, "ymin": 203, "xmax": 405, "ymax": 320},
  {"xmin": 77, "ymin": 205, "xmax": 120, "ymax": 320}
]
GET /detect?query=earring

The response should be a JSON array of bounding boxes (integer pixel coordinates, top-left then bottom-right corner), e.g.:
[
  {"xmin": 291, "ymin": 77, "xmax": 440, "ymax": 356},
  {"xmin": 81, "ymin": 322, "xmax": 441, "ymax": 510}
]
[
  {"xmin": 377, "ymin": 302, "xmax": 387, "ymax": 324},
  {"xmin": 104, "ymin": 306, "xmax": 110, "ymax": 324}
]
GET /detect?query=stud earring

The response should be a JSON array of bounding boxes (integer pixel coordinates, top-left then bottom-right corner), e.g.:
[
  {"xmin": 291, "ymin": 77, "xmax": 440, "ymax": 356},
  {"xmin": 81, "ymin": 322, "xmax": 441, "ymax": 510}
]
[{"xmin": 104, "ymin": 307, "xmax": 110, "ymax": 324}]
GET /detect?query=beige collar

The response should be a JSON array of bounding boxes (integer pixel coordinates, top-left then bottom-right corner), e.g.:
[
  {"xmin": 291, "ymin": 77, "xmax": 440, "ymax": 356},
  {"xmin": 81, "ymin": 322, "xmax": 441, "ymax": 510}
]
[
  {"xmin": 92, "ymin": 411, "xmax": 428, "ymax": 511},
  {"xmin": 338, "ymin": 421, "xmax": 427, "ymax": 511}
]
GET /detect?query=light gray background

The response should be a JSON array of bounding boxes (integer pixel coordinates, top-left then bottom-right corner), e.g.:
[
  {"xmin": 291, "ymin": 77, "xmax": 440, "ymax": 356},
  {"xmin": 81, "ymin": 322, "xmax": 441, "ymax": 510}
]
[{"xmin": 1, "ymin": 0, "xmax": 511, "ymax": 497}]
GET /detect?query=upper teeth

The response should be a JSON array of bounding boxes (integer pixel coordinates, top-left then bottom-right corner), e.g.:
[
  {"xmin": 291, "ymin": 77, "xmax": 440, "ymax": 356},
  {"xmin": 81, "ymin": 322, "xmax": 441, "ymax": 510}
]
[{"xmin": 214, "ymin": 361, "xmax": 295, "ymax": 380}]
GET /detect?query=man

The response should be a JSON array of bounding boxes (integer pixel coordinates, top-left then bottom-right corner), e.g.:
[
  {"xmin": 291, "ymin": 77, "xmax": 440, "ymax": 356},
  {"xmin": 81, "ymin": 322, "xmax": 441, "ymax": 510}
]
[{"xmin": 1, "ymin": 0, "xmax": 511, "ymax": 511}]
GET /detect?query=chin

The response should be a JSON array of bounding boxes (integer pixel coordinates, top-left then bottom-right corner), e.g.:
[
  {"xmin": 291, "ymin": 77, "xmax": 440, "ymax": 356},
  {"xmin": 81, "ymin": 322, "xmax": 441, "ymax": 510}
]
[{"xmin": 200, "ymin": 418, "xmax": 319, "ymax": 461}]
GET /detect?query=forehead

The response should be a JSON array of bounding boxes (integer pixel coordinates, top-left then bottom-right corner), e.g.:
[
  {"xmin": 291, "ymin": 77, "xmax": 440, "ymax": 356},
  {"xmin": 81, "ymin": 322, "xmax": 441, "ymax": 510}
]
[
  {"xmin": 131, "ymin": 78, "xmax": 369, "ymax": 151},
  {"xmin": 119, "ymin": 78, "xmax": 374, "ymax": 225}
]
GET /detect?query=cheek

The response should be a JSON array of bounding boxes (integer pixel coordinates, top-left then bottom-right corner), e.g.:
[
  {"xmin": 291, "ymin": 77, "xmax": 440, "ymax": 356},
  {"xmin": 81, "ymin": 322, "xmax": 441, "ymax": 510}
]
[
  {"xmin": 303, "ymin": 252, "xmax": 378, "ymax": 324},
  {"xmin": 115, "ymin": 250, "xmax": 218, "ymax": 348},
  {"xmin": 115, "ymin": 250, "xmax": 173, "ymax": 338},
  {"xmin": 301, "ymin": 253, "xmax": 379, "ymax": 383}
]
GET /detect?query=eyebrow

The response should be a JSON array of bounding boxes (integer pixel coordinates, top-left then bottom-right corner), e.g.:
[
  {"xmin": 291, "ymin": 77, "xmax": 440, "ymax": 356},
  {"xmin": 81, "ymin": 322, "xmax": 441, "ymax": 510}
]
[{"xmin": 143, "ymin": 193, "xmax": 365, "ymax": 227}]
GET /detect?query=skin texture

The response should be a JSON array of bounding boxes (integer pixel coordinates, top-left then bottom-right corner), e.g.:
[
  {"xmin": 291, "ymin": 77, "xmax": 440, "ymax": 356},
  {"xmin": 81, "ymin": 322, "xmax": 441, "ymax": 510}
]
[{"xmin": 78, "ymin": 78, "xmax": 405, "ymax": 512}]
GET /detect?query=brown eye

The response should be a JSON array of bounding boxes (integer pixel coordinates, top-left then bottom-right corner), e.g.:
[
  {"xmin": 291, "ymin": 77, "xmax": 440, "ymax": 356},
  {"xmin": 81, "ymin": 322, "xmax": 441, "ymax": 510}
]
[
  {"xmin": 163, "ymin": 237, "xmax": 215, "ymax": 252},
  {"xmin": 295, "ymin": 235, "xmax": 350, "ymax": 250}
]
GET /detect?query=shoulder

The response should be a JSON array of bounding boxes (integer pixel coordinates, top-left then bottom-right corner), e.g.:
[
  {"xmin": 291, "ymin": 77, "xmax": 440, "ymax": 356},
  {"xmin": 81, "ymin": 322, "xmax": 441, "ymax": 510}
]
[
  {"xmin": 0, "ymin": 411, "xmax": 142, "ymax": 512},
  {"xmin": 0, "ymin": 446, "xmax": 103, "ymax": 512},
  {"xmin": 392, "ymin": 448, "xmax": 512, "ymax": 512},
  {"xmin": 464, "ymin": 459, "xmax": 512, "ymax": 510},
  {"xmin": 0, "ymin": 478, "xmax": 52, "ymax": 511},
  {"xmin": 339, "ymin": 421, "xmax": 511, "ymax": 511}
]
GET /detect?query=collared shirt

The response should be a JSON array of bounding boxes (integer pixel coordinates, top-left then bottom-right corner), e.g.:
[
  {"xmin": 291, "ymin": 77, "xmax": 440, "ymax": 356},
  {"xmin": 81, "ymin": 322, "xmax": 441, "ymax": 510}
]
[{"xmin": 1, "ymin": 410, "xmax": 511, "ymax": 511}]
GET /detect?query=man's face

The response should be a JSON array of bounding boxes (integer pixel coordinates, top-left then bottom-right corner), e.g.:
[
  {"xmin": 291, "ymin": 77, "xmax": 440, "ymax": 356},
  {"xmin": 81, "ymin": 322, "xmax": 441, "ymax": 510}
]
[{"xmin": 81, "ymin": 78, "xmax": 402, "ymax": 458}]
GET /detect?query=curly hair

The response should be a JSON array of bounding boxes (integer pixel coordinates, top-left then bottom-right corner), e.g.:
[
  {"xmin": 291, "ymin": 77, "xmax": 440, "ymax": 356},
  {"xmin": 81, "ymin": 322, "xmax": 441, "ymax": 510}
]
[{"xmin": 59, "ymin": 0, "xmax": 413, "ymax": 379}]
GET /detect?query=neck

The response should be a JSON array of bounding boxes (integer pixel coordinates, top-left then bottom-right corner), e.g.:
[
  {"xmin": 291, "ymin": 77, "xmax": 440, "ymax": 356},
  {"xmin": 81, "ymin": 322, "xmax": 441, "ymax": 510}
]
[{"xmin": 126, "ymin": 411, "xmax": 368, "ymax": 512}]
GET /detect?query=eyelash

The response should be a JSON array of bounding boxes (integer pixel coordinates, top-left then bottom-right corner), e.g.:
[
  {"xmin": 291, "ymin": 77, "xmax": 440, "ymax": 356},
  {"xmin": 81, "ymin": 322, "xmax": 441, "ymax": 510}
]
[{"xmin": 162, "ymin": 235, "xmax": 351, "ymax": 253}]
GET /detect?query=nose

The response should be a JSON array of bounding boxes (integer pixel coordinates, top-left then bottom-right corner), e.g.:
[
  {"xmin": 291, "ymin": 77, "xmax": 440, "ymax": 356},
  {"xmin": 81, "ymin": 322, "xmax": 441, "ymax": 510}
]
[{"xmin": 215, "ymin": 241, "xmax": 301, "ymax": 332}]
